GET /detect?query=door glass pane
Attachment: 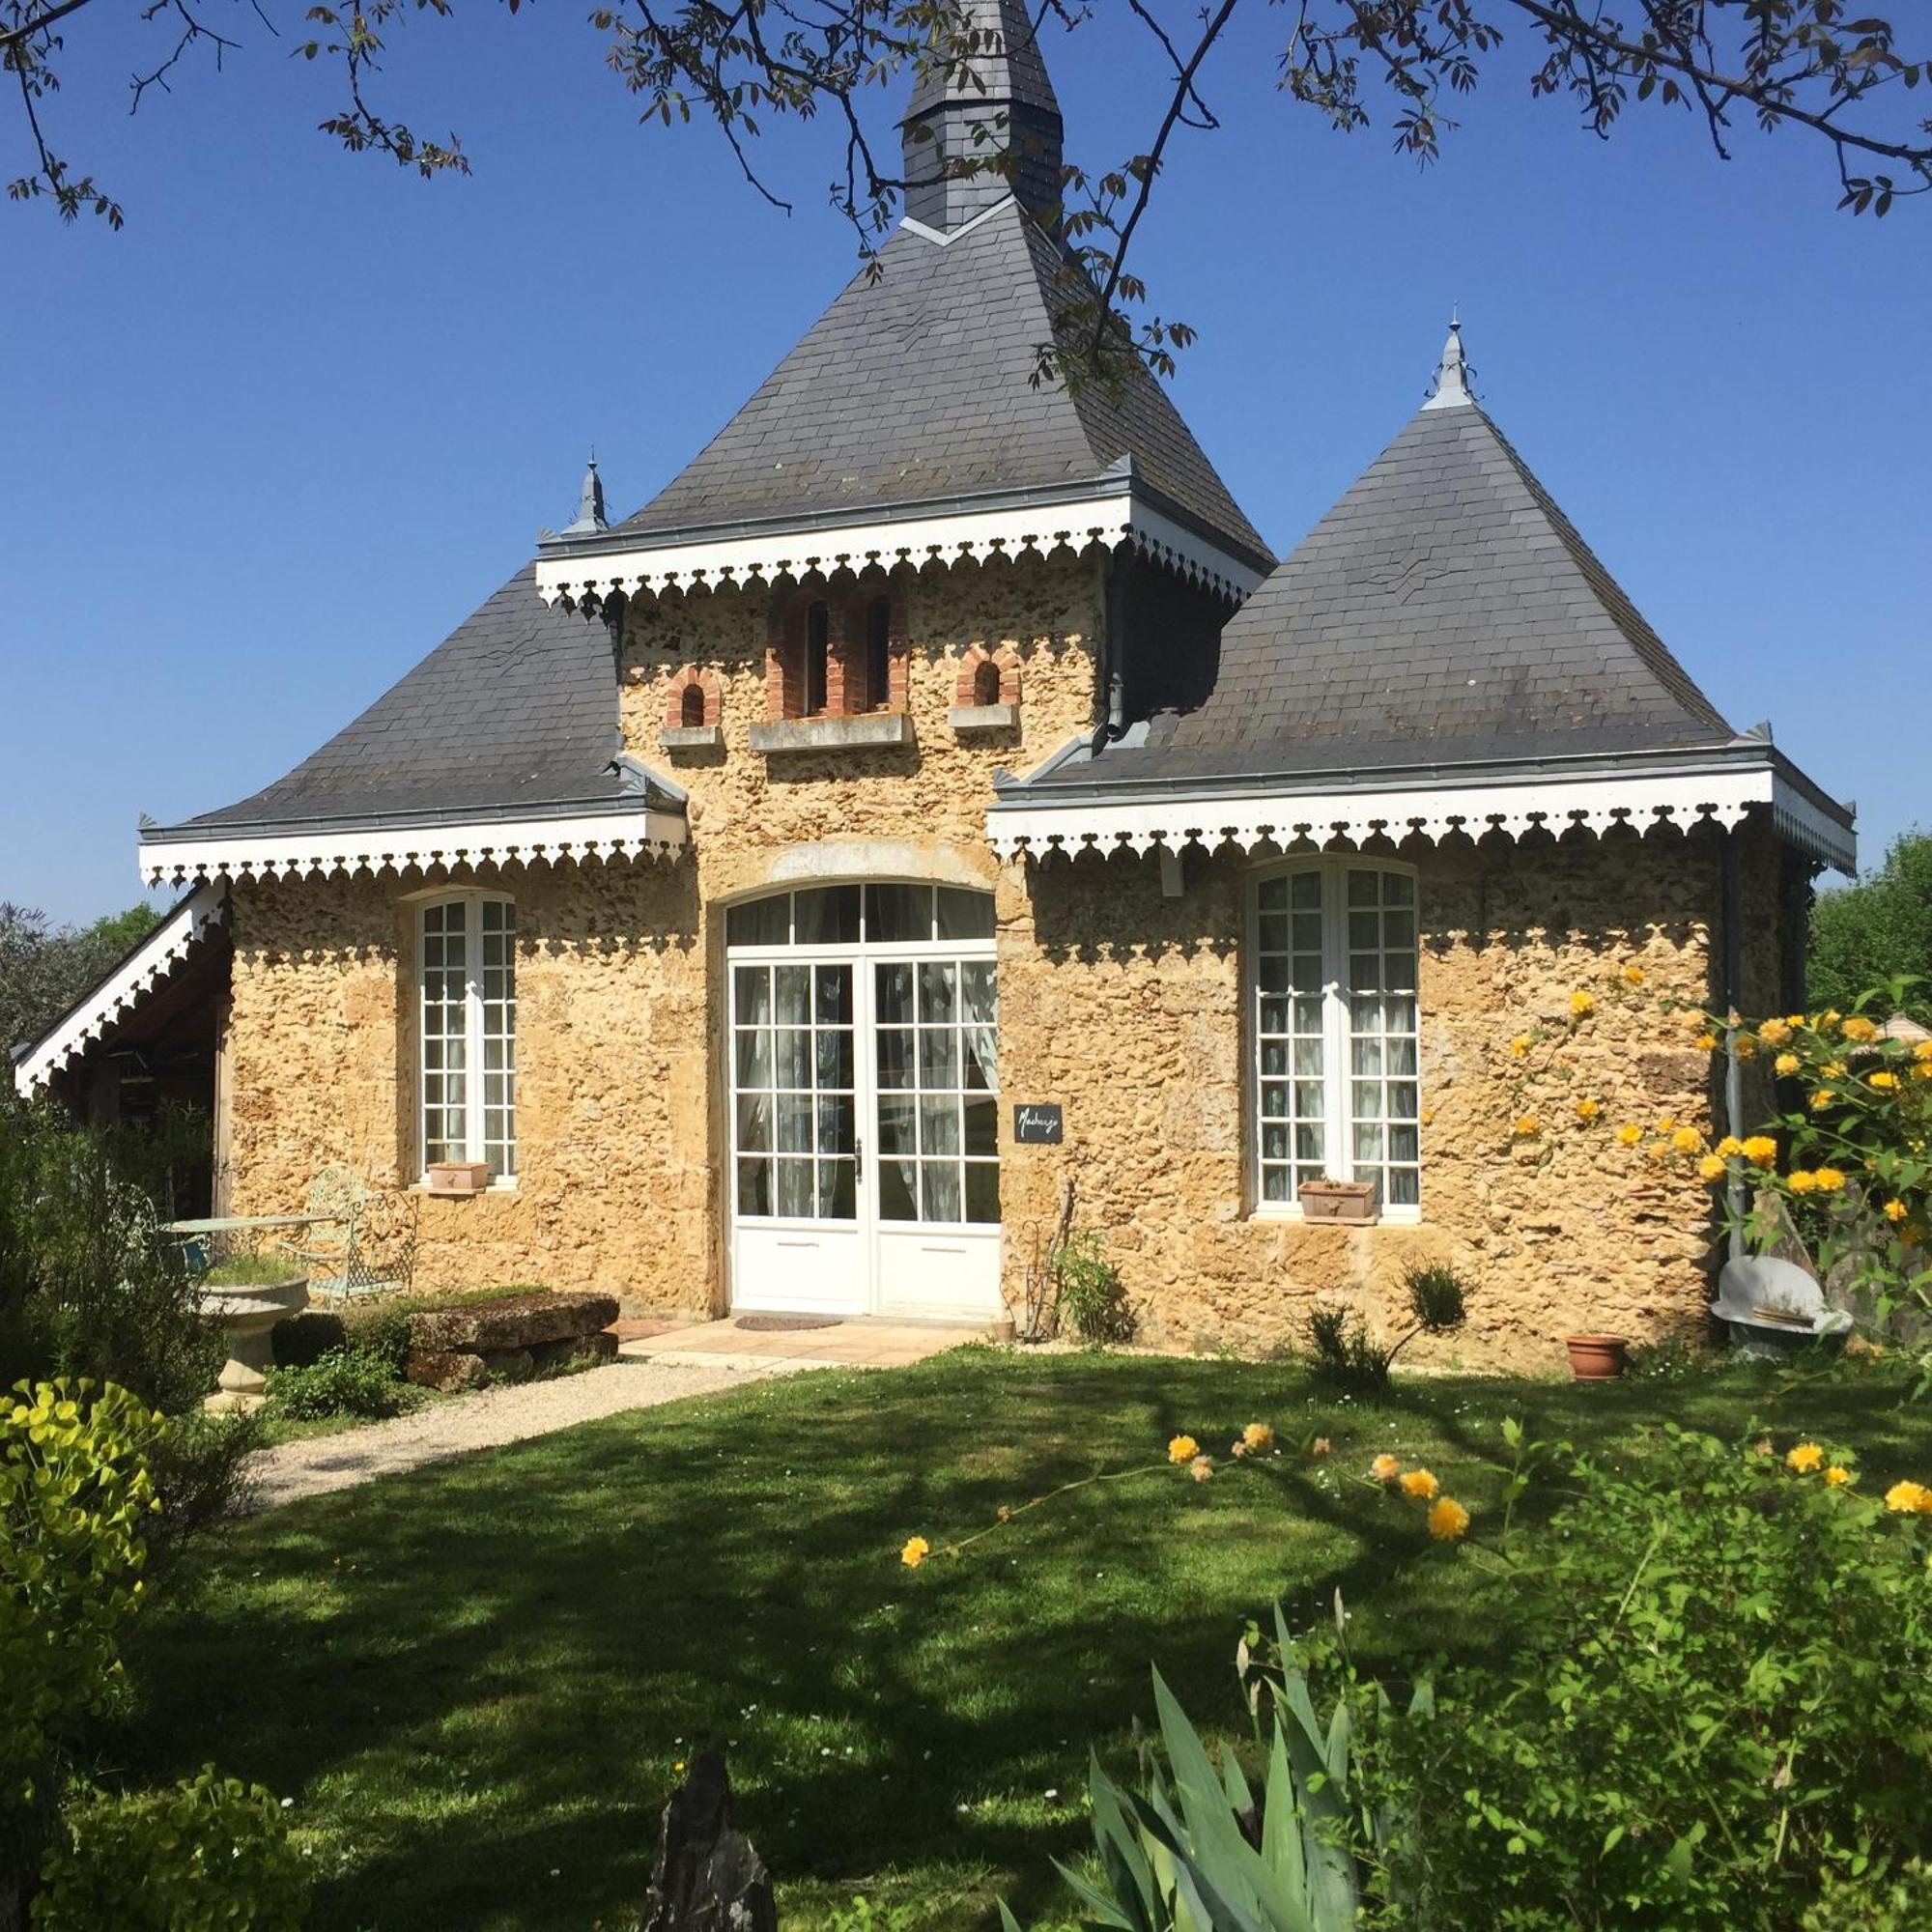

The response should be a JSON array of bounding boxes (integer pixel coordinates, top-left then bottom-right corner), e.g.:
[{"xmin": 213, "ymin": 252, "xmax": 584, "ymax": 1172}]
[
  {"xmin": 733, "ymin": 965, "xmax": 772, "ymax": 1027},
  {"xmin": 817, "ymin": 1095, "xmax": 855, "ymax": 1153},
  {"xmin": 917, "ymin": 963, "xmax": 957, "ymax": 1022},
  {"xmin": 775, "ymin": 1031, "xmax": 811, "ymax": 1089},
  {"xmin": 774, "ymin": 966, "xmax": 811, "ymax": 1026},
  {"xmin": 963, "ymin": 1097, "xmax": 998, "ymax": 1156},
  {"xmin": 877, "ymin": 1096, "xmax": 917, "ymax": 1155},
  {"xmin": 875, "ymin": 963, "xmax": 915, "ymax": 1025},
  {"xmin": 734, "ymin": 1030, "xmax": 771, "ymax": 1087},
  {"xmin": 814, "ymin": 965, "xmax": 851, "ymax": 1024},
  {"xmin": 794, "ymin": 886, "xmax": 861, "ymax": 946},
  {"xmin": 920, "ymin": 1096, "xmax": 961, "ymax": 1156},
  {"xmin": 818, "ymin": 1160, "xmax": 856, "ymax": 1220},
  {"xmin": 878, "ymin": 1158, "xmax": 917, "ymax": 1222},
  {"xmin": 921, "ymin": 1162, "xmax": 962, "ymax": 1223},
  {"xmin": 865, "ymin": 884, "xmax": 930, "ymax": 943},
  {"xmin": 815, "ymin": 1029, "xmax": 853, "ymax": 1090},
  {"xmin": 737, "ymin": 1158, "xmax": 772, "ymax": 1216},
  {"xmin": 777, "ymin": 1095, "xmax": 813, "ymax": 1152},
  {"xmin": 777, "ymin": 1158, "xmax": 814, "ymax": 1218},
  {"xmin": 935, "ymin": 888, "xmax": 995, "ymax": 940},
  {"xmin": 964, "ymin": 1162, "xmax": 999, "ymax": 1224},
  {"xmin": 876, "ymin": 1030, "xmax": 914, "ymax": 1090},
  {"xmin": 960, "ymin": 962, "xmax": 996, "ymax": 1024},
  {"xmin": 919, "ymin": 1029, "xmax": 960, "ymax": 1088},
  {"xmin": 735, "ymin": 1094, "xmax": 772, "ymax": 1152}
]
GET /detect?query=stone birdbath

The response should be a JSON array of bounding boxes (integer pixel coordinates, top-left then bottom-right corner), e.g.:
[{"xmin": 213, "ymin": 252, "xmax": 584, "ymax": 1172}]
[{"xmin": 200, "ymin": 1264, "xmax": 310, "ymax": 1413}]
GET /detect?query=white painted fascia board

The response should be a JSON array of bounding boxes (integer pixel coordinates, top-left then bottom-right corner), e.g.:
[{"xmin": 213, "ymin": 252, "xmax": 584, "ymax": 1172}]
[
  {"xmin": 986, "ymin": 765, "xmax": 1832, "ymax": 865},
  {"xmin": 533, "ymin": 490, "xmax": 1265, "ymax": 608},
  {"xmin": 14, "ymin": 884, "xmax": 226, "ymax": 1098},
  {"xmin": 1771, "ymin": 771, "xmax": 1858, "ymax": 874},
  {"xmin": 139, "ymin": 806, "xmax": 689, "ymax": 888}
]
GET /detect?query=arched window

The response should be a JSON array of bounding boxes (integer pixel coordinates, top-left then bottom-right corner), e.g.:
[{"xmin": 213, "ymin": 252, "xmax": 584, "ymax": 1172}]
[
  {"xmin": 972, "ymin": 657, "xmax": 1002, "ymax": 708},
  {"xmin": 863, "ymin": 598, "xmax": 892, "ymax": 712},
  {"xmin": 1253, "ymin": 861, "xmax": 1419, "ymax": 1215},
  {"xmin": 419, "ymin": 895, "xmax": 517, "ymax": 1181},
  {"xmin": 680, "ymin": 681, "xmax": 707, "ymax": 728},
  {"xmin": 804, "ymin": 603, "xmax": 830, "ymax": 717}
]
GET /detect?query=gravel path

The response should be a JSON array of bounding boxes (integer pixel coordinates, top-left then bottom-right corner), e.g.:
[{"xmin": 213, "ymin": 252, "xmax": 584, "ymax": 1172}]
[{"xmin": 240, "ymin": 1355, "xmax": 794, "ymax": 1514}]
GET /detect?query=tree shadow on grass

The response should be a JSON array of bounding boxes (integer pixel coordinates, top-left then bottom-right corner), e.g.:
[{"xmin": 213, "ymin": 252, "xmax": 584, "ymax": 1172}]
[{"xmin": 120, "ymin": 1350, "xmax": 1932, "ymax": 1930}]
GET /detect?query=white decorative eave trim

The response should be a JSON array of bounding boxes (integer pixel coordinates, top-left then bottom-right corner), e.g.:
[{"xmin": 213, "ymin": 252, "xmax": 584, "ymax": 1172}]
[
  {"xmin": 986, "ymin": 762, "xmax": 1857, "ymax": 874},
  {"xmin": 14, "ymin": 885, "xmax": 227, "ymax": 1099},
  {"xmin": 139, "ymin": 805, "xmax": 689, "ymax": 888},
  {"xmin": 533, "ymin": 489, "xmax": 1266, "ymax": 608}
]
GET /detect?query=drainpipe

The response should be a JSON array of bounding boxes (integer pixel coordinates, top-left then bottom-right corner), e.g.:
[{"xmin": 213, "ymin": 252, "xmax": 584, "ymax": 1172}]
[
  {"xmin": 1090, "ymin": 549, "xmax": 1127, "ymax": 750},
  {"xmin": 1721, "ymin": 828, "xmax": 1746, "ymax": 1262}
]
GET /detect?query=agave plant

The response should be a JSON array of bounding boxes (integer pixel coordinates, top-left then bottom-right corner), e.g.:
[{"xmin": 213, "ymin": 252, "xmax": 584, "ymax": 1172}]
[{"xmin": 1004, "ymin": 1606, "xmax": 1423, "ymax": 1932}]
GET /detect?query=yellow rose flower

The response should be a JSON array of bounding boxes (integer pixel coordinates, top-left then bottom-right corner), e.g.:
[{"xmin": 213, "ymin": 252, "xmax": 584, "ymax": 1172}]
[
  {"xmin": 1693, "ymin": 1034, "xmax": 1719, "ymax": 1052},
  {"xmin": 1570, "ymin": 990, "xmax": 1596, "ymax": 1018},
  {"xmin": 901, "ymin": 1536, "xmax": 931, "ymax": 1569},
  {"xmin": 1815, "ymin": 1009, "xmax": 1841, "ymax": 1033},
  {"xmin": 1697, "ymin": 1154, "xmax": 1728, "ymax": 1182},
  {"xmin": 1671, "ymin": 1126, "xmax": 1704, "ymax": 1154},
  {"xmin": 1734, "ymin": 1034, "xmax": 1758, "ymax": 1061},
  {"xmin": 1400, "ymin": 1468, "xmax": 1440, "ymax": 1500},
  {"xmin": 1785, "ymin": 1442, "xmax": 1825, "ymax": 1473},
  {"xmin": 1514, "ymin": 1115, "xmax": 1542, "ymax": 1138},
  {"xmin": 1716, "ymin": 1136, "xmax": 1744, "ymax": 1158},
  {"xmin": 1509, "ymin": 1034, "xmax": 1532, "ymax": 1059},
  {"xmin": 1917, "ymin": 1040, "xmax": 1932, "ymax": 1064},
  {"xmin": 1870, "ymin": 1070, "xmax": 1900, "ymax": 1092},
  {"xmin": 1885, "ymin": 1200, "xmax": 1910, "ymax": 1223},
  {"xmin": 1775, "ymin": 1053, "xmax": 1801, "ymax": 1077},
  {"xmin": 1428, "ymin": 1497, "xmax": 1471, "ymax": 1542},
  {"xmin": 1887, "ymin": 1480, "xmax": 1930, "ymax": 1514},
  {"xmin": 1786, "ymin": 1014, "xmax": 1806, "ymax": 1030},
  {"xmin": 1813, "ymin": 1167, "xmax": 1847, "ymax": 1193},
  {"xmin": 1614, "ymin": 1123, "xmax": 1642, "ymax": 1147},
  {"xmin": 1741, "ymin": 1136, "xmax": 1778, "ymax": 1165},
  {"xmin": 1825, "ymin": 1466, "xmax": 1853, "ymax": 1488},
  {"xmin": 1841, "ymin": 1015, "xmax": 1880, "ymax": 1043},
  {"xmin": 1576, "ymin": 1097, "xmax": 1602, "ymax": 1123},
  {"xmin": 1242, "ymin": 1422, "xmax": 1274, "ymax": 1450},
  {"xmin": 1810, "ymin": 1091, "xmax": 1835, "ymax": 1111},
  {"xmin": 1759, "ymin": 1018, "xmax": 1792, "ymax": 1046},
  {"xmin": 1657, "ymin": 1116, "xmax": 1677, "ymax": 1132},
  {"xmin": 1168, "ymin": 1435, "xmax": 1200, "ymax": 1464},
  {"xmin": 1788, "ymin": 1170, "xmax": 1820, "ymax": 1195},
  {"xmin": 1914, "ymin": 1064, "xmax": 1932, "ymax": 1083},
  {"xmin": 1823, "ymin": 1061, "xmax": 1848, "ymax": 1079},
  {"xmin": 1370, "ymin": 1453, "xmax": 1403, "ymax": 1484},
  {"xmin": 1622, "ymin": 963, "xmax": 1646, "ymax": 987}
]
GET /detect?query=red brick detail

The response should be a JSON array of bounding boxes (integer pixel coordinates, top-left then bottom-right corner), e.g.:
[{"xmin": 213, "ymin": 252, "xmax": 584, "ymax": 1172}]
[
  {"xmin": 955, "ymin": 643, "xmax": 1020, "ymax": 708},
  {"xmin": 664, "ymin": 666, "xmax": 723, "ymax": 730},
  {"xmin": 765, "ymin": 580, "xmax": 910, "ymax": 719}
]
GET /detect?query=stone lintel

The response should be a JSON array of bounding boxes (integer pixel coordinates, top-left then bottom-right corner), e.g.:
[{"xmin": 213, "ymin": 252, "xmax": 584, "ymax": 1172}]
[{"xmin": 749, "ymin": 713, "xmax": 917, "ymax": 756}]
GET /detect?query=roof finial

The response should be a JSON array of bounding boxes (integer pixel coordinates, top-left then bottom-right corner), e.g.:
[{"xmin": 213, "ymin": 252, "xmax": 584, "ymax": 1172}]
[
  {"xmin": 560, "ymin": 449, "xmax": 609, "ymax": 536},
  {"xmin": 1423, "ymin": 315, "xmax": 1476, "ymax": 411}
]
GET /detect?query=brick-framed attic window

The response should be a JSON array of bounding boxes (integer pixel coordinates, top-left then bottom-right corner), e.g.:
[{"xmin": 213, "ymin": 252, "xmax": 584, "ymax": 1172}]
[
  {"xmin": 764, "ymin": 577, "xmax": 909, "ymax": 723},
  {"xmin": 955, "ymin": 643, "xmax": 1020, "ymax": 709},
  {"xmin": 664, "ymin": 666, "xmax": 723, "ymax": 731}
]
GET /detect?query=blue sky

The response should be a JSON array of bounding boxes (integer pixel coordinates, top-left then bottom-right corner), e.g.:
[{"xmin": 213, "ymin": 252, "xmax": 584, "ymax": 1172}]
[{"xmin": 4, "ymin": 4, "xmax": 1925, "ymax": 925}]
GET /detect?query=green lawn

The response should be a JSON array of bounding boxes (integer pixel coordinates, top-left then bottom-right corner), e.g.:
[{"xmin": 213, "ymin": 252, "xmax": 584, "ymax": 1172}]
[{"xmin": 125, "ymin": 1348, "xmax": 1932, "ymax": 1931}]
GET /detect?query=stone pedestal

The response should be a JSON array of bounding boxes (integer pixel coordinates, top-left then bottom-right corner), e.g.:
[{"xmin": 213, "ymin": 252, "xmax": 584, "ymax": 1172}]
[{"xmin": 203, "ymin": 1278, "xmax": 310, "ymax": 1412}]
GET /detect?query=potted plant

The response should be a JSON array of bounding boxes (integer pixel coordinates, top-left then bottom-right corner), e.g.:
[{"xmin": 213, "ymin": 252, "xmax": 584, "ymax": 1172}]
[
  {"xmin": 1564, "ymin": 1333, "xmax": 1631, "ymax": 1381},
  {"xmin": 1298, "ymin": 1177, "xmax": 1379, "ymax": 1226},
  {"xmin": 199, "ymin": 1252, "xmax": 311, "ymax": 1413}
]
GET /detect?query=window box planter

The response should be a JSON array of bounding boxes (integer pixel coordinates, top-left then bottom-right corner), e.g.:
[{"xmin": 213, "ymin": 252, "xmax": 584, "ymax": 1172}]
[
  {"xmin": 1297, "ymin": 1179, "xmax": 1378, "ymax": 1225},
  {"xmin": 949, "ymin": 702, "xmax": 1020, "ymax": 734},
  {"xmin": 426, "ymin": 1161, "xmax": 491, "ymax": 1198},
  {"xmin": 749, "ymin": 712, "xmax": 914, "ymax": 756}
]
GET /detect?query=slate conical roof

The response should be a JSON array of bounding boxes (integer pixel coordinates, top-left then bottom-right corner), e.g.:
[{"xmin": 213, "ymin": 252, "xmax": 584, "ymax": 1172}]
[
  {"xmin": 616, "ymin": 197, "xmax": 1269, "ymax": 566},
  {"xmin": 1035, "ymin": 325, "xmax": 1735, "ymax": 787}
]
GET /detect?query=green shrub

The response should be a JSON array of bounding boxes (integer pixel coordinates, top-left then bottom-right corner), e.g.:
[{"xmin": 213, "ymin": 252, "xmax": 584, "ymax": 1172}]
[
  {"xmin": 1381, "ymin": 1426, "xmax": 1932, "ymax": 1928},
  {"xmin": 1306, "ymin": 1263, "xmax": 1468, "ymax": 1393},
  {"xmin": 1053, "ymin": 1232, "xmax": 1136, "ymax": 1345},
  {"xmin": 264, "ymin": 1347, "xmax": 409, "ymax": 1422},
  {"xmin": 139, "ymin": 1408, "xmax": 261, "ymax": 1580},
  {"xmin": 32, "ymin": 1768, "xmax": 307, "ymax": 1930}
]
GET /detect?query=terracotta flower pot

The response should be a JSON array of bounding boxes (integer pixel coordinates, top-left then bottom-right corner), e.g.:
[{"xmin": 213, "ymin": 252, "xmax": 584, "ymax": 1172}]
[{"xmin": 1565, "ymin": 1334, "xmax": 1630, "ymax": 1381}]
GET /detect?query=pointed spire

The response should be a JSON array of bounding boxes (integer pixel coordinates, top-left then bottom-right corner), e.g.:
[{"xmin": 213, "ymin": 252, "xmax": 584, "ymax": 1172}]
[
  {"xmin": 561, "ymin": 450, "xmax": 609, "ymax": 536},
  {"xmin": 902, "ymin": 0, "xmax": 1064, "ymax": 233},
  {"xmin": 1422, "ymin": 315, "xmax": 1476, "ymax": 411}
]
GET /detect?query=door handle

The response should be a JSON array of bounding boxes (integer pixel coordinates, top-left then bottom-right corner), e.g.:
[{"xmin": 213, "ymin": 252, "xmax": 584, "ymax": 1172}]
[{"xmin": 854, "ymin": 1136, "xmax": 864, "ymax": 1182}]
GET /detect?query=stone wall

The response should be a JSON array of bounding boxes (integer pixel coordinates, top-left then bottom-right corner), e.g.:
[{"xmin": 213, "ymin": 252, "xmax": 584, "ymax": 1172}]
[{"xmin": 996, "ymin": 820, "xmax": 1785, "ymax": 1373}]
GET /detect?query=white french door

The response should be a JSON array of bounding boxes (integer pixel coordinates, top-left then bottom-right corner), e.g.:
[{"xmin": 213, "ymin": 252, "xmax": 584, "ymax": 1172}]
[{"xmin": 727, "ymin": 884, "xmax": 1001, "ymax": 1321}]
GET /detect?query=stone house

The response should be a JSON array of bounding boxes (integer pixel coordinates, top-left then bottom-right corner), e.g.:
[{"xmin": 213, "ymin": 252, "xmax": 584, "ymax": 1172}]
[{"xmin": 14, "ymin": 1, "xmax": 1854, "ymax": 1368}]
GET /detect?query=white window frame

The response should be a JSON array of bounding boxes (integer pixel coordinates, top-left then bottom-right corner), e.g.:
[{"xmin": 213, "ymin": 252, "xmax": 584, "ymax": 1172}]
[
  {"xmin": 416, "ymin": 892, "xmax": 518, "ymax": 1185},
  {"xmin": 1249, "ymin": 859, "xmax": 1421, "ymax": 1224}
]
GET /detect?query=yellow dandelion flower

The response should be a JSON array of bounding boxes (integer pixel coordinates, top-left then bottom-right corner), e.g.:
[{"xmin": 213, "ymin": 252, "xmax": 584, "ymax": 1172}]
[
  {"xmin": 901, "ymin": 1536, "xmax": 931, "ymax": 1569},
  {"xmin": 1189, "ymin": 1455, "xmax": 1214, "ymax": 1484},
  {"xmin": 1786, "ymin": 1014, "xmax": 1807, "ymax": 1030},
  {"xmin": 1400, "ymin": 1468, "xmax": 1440, "ymax": 1500},
  {"xmin": 1242, "ymin": 1422, "xmax": 1274, "ymax": 1450},
  {"xmin": 1870, "ymin": 1070, "xmax": 1900, "ymax": 1092},
  {"xmin": 1842, "ymin": 1015, "xmax": 1880, "ymax": 1043},
  {"xmin": 1570, "ymin": 990, "xmax": 1596, "ymax": 1018},
  {"xmin": 1885, "ymin": 1480, "xmax": 1925, "ymax": 1513},
  {"xmin": 1168, "ymin": 1435, "xmax": 1200, "ymax": 1464},
  {"xmin": 1693, "ymin": 1033, "xmax": 1719, "ymax": 1052},
  {"xmin": 1576, "ymin": 1097, "xmax": 1602, "ymax": 1123},
  {"xmin": 1514, "ymin": 1115, "xmax": 1542, "ymax": 1138},
  {"xmin": 1741, "ymin": 1136, "xmax": 1778, "ymax": 1165},
  {"xmin": 1825, "ymin": 1466, "xmax": 1853, "ymax": 1488},
  {"xmin": 1886, "ymin": 1200, "xmax": 1910, "ymax": 1223},
  {"xmin": 1776, "ymin": 1053, "xmax": 1802, "ymax": 1077},
  {"xmin": 1622, "ymin": 963, "xmax": 1646, "ymax": 987},
  {"xmin": 1671, "ymin": 1126, "xmax": 1704, "ymax": 1154},
  {"xmin": 1615, "ymin": 1123, "xmax": 1643, "ymax": 1147},
  {"xmin": 1813, "ymin": 1166, "xmax": 1847, "ymax": 1193},
  {"xmin": 1509, "ymin": 1034, "xmax": 1532, "ymax": 1059},
  {"xmin": 1759, "ymin": 1018, "xmax": 1792, "ymax": 1046},
  {"xmin": 1716, "ymin": 1136, "xmax": 1744, "ymax": 1158},
  {"xmin": 1370, "ymin": 1453, "xmax": 1403, "ymax": 1484},
  {"xmin": 1788, "ymin": 1170, "xmax": 1820, "ymax": 1195},
  {"xmin": 1785, "ymin": 1442, "xmax": 1825, "ymax": 1473},
  {"xmin": 1697, "ymin": 1154, "xmax": 1728, "ymax": 1182},
  {"xmin": 1428, "ymin": 1497, "xmax": 1471, "ymax": 1542}
]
